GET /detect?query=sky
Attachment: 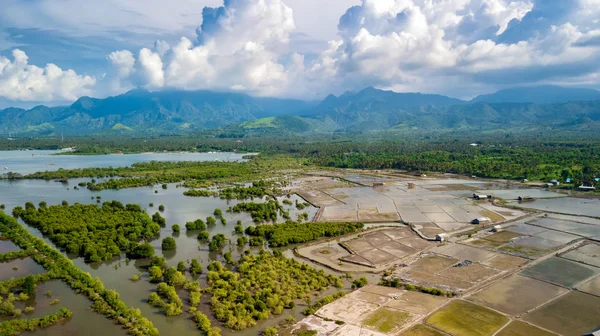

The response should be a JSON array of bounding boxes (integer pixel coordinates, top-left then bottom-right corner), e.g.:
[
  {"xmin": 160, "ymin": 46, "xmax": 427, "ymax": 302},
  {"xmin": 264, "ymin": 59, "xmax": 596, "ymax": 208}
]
[{"xmin": 1, "ymin": 0, "xmax": 600, "ymax": 107}]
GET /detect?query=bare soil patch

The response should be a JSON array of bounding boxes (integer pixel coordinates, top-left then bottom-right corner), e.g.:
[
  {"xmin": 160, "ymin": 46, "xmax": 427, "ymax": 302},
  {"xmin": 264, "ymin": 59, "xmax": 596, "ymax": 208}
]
[{"xmin": 468, "ymin": 274, "xmax": 567, "ymax": 315}]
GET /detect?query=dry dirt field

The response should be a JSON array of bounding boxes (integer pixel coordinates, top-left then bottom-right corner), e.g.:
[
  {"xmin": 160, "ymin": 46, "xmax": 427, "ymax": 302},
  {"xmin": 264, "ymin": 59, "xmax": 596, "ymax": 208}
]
[
  {"xmin": 296, "ymin": 227, "xmax": 436, "ymax": 272},
  {"xmin": 310, "ymin": 285, "xmax": 448, "ymax": 336},
  {"xmin": 523, "ymin": 291, "xmax": 600, "ymax": 335}
]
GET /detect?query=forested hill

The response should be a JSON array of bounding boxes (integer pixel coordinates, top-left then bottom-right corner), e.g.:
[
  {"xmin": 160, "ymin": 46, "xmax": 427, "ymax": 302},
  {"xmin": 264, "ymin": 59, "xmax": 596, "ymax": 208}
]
[
  {"xmin": 242, "ymin": 95, "xmax": 600, "ymax": 133},
  {"xmin": 471, "ymin": 85, "xmax": 600, "ymax": 104},
  {"xmin": 2, "ymin": 86, "xmax": 600, "ymax": 135},
  {"xmin": 0, "ymin": 89, "xmax": 316, "ymax": 135}
]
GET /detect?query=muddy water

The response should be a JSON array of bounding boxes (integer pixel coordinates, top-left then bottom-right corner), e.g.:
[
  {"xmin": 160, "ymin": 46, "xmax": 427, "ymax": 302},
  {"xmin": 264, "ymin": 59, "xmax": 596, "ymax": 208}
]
[
  {"xmin": 0, "ymin": 258, "xmax": 45, "ymax": 281},
  {"xmin": 0, "ymin": 150, "xmax": 251, "ymax": 175},
  {"xmin": 19, "ymin": 280, "xmax": 129, "ymax": 336},
  {"xmin": 0, "ymin": 172, "xmax": 322, "ymax": 335}
]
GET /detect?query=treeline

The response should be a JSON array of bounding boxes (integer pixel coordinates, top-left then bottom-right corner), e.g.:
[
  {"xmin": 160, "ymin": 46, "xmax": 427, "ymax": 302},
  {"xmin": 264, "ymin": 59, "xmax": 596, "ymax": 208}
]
[
  {"xmin": 14, "ymin": 201, "xmax": 160, "ymax": 262},
  {"xmin": 185, "ymin": 181, "xmax": 273, "ymax": 200},
  {"xmin": 7, "ymin": 156, "xmax": 304, "ymax": 192},
  {"xmin": 229, "ymin": 201, "xmax": 284, "ymax": 223},
  {"xmin": 0, "ymin": 249, "xmax": 35, "ymax": 262},
  {"xmin": 245, "ymin": 222, "xmax": 364, "ymax": 247},
  {"xmin": 0, "ymin": 212, "xmax": 158, "ymax": 335},
  {"xmin": 0, "ymin": 307, "xmax": 72, "ymax": 335},
  {"xmin": 4, "ymin": 133, "xmax": 600, "ymax": 182},
  {"xmin": 206, "ymin": 250, "xmax": 343, "ymax": 330},
  {"xmin": 219, "ymin": 181, "xmax": 270, "ymax": 200}
]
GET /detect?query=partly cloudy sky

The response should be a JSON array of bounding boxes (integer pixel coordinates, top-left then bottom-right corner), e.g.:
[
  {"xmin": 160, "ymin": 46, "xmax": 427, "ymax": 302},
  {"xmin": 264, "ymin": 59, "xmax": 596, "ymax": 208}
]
[{"xmin": 1, "ymin": 0, "xmax": 600, "ymax": 107}]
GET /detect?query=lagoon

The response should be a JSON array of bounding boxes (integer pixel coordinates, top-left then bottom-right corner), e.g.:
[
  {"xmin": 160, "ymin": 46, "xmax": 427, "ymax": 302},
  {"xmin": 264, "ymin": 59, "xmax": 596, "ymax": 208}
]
[{"xmin": 0, "ymin": 150, "xmax": 251, "ymax": 175}]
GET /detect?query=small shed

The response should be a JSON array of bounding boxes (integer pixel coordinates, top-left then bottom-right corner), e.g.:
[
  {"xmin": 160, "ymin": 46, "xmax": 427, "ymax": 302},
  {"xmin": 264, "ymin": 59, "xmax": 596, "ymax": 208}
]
[
  {"xmin": 579, "ymin": 185, "xmax": 597, "ymax": 191},
  {"xmin": 550, "ymin": 179, "xmax": 560, "ymax": 186},
  {"xmin": 492, "ymin": 225, "xmax": 503, "ymax": 232},
  {"xmin": 473, "ymin": 193, "xmax": 492, "ymax": 200},
  {"xmin": 436, "ymin": 233, "xmax": 448, "ymax": 242},
  {"xmin": 518, "ymin": 196, "xmax": 535, "ymax": 202},
  {"xmin": 471, "ymin": 217, "xmax": 491, "ymax": 225},
  {"xmin": 373, "ymin": 182, "xmax": 385, "ymax": 187}
]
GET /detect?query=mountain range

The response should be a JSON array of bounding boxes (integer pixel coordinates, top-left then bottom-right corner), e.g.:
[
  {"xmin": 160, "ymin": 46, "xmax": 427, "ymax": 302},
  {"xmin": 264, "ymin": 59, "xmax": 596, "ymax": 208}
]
[{"xmin": 1, "ymin": 85, "xmax": 600, "ymax": 135}]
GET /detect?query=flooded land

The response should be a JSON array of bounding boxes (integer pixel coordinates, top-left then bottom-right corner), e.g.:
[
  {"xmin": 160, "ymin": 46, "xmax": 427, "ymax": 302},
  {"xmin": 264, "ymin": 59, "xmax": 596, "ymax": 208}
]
[{"xmin": 1, "ymin": 153, "xmax": 599, "ymax": 336}]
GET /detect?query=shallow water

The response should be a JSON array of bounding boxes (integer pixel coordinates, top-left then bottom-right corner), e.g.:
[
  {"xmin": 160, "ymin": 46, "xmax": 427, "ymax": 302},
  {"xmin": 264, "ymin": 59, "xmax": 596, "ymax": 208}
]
[
  {"xmin": 0, "ymin": 153, "xmax": 325, "ymax": 336},
  {"xmin": 0, "ymin": 150, "xmax": 250, "ymax": 175}
]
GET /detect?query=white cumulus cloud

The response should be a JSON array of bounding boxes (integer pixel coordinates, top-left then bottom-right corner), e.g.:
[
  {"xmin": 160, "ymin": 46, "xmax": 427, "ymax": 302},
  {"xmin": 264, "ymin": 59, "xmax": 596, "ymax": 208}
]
[
  {"xmin": 110, "ymin": 0, "xmax": 299, "ymax": 97},
  {"xmin": 0, "ymin": 49, "xmax": 96, "ymax": 102}
]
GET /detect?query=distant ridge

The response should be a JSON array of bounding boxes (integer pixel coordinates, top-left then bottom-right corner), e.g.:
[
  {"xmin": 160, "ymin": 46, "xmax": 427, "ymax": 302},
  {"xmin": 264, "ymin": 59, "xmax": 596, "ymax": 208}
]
[
  {"xmin": 471, "ymin": 85, "xmax": 600, "ymax": 104},
  {"xmin": 1, "ymin": 86, "xmax": 600, "ymax": 135}
]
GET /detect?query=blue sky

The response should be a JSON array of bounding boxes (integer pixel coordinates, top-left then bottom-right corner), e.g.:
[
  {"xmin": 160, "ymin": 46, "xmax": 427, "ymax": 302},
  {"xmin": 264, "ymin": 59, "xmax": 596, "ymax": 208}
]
[{"xmin": 1, "ymin": 0, "xmax": 600, "ymax": 107}]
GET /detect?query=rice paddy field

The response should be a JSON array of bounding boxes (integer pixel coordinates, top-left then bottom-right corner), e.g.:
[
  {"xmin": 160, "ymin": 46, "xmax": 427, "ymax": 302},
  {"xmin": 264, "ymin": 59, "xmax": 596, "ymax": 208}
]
[
  {"xmin": 426, "ymin": 300, "xmax": 509, "ymax": 336},
  {"xmin": 398, "ymin": 324, "xmax": 446, "ymax": 336},
  {"xmin": 360, "ymin": 307, "xmax": 412, "ymax": 334}
]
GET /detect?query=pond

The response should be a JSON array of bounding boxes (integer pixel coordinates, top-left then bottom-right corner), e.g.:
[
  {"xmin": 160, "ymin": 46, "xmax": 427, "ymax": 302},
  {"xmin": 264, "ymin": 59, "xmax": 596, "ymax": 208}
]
[{"xmin": 0, "ymin": 153, "xmax": 329, "ymax": 336}]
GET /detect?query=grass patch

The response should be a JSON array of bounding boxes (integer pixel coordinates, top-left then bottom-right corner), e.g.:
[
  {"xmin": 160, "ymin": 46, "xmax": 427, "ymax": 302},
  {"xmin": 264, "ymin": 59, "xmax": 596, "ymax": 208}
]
[
  {"xmin": 399, "ymin": 324, "xmax": 446, "ymax": 336},
  {"xmin": 426, "ymin": 300, "xmax": 509, "ymax": 336},
  {"xmin": 361, "ymin": 307, "xmax": 411, "ymax": 333},
  {"xmin": 479, "ymin": 210, "xmax": 504, "ymax": 222},
  {"xmin": 483, "ymin": 231, "xmax": 522, "ymax": 243},
  {"xmin": 499, "ymin": 243, "xmax": 546, "ymax": 258}
]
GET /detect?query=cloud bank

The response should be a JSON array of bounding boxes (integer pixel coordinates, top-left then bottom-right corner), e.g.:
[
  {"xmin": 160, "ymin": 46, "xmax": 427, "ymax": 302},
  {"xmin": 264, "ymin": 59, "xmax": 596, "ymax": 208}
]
[
  {"xmin": 0, "ymin": 49, "xmax": 96, "ymax": 102},
  {"xmin": 2, "ymin": 0, "xmax": 600, "ymax": 103}
]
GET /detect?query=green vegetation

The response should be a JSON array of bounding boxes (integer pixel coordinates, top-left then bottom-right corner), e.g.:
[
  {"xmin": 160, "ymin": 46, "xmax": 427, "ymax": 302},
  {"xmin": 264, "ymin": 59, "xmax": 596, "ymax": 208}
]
[
  {"xmin": 302, "ymin": 292, "xmax": 346, "ymax": 315},
  {"xmin": 0, "ymin": 307, "xmax": 72, "ymax": 335},
  {"xmin": 185, "ymin": 219, "xmax": 206, "ymax": 231},
  {"xmin": 162, "ymin": 267, "xmax": 186, "ymax": 287},
  {"xmin": 230, "ymin": 201, "xmax": 283, "ymax": 223},
  {"xmin": 177, "ymin": 261, "xmax": 186, "ymax": 273},
  {"xmin": 171, "ymin": 224, "xmax": 180, "ymax": 232},
  {"xmin": 7, "ymin": 133, "xmax": 599, "ymax": 184},
  {"xmin": 426, "ymin": 300, "xmax": 509, "ymax": 336},
  {"xmin": 13, "ymin": 157, "xmax": 305, "ymax": 191},
  {"xmin": 22, "ymin": 275, "xmax": 36, "ymax": 295},
  {"xmin": 0, "ymin": 249, "xmax": 35, "ymax": 262},
  {"xmin": 351, "ymin": 277, "xmax": 368, "ymax": 289},
  {"xmin": 206, "ymin": 251, "xmax": 342, "ymax": 330},
  {"xmin": 197, "ymin": 231, "xmax": 210, "ymax": 241},
  {"xmin": 151, "ymin": 282, "xmax": 183, "ymax": 317},
  {"xmin": 161, "ymin": 237, "xmax": 177, "ymax": 251},
  {"xmin": 206, "ymin": 216, "xmax": 217, "ymax": 226},
  {"xmin": 190, "ymin": 259, "xmax": 203, "ymax": 275},
  {"xmin": 245, "ymin": 222, "xmax": 364, "ymax": 247},
  {"xmin": 379, "ymin": 278, "xmax": 455, "ymax": 297},
  {"xmin": 0, "ymin": 212, "xmax": 158, "ymax": 335},
  {"xmin": 399, "ymin": 324, "xmax": 446, "ymax": 336},
  {"xmin": 14, "ymin": 202, "xmax": 160, "ymax": 262},
  {"xmin": 219, "ymin": 182, "xmax": 269, "ymax": 200},
  {"xmin": 209, "ymin": 234, "xmax": 227, "ymax": 252},
  {"xmin": 362, "ymin": 307, "xmax": 411, "ymax": 333},
  {"xmin": 184, "ymin": 189, "xmax": 216, "ymax": 197}
]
